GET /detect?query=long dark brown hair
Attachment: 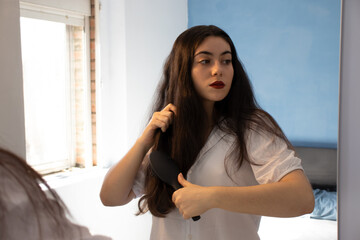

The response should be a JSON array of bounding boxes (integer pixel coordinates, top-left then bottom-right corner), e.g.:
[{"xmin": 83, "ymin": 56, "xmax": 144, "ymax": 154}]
[
  {"xmin": 137, "ymin": 25, "xmax": 292, "ymax": 217},
  {"xmin": 0, "ymin": 148, "xmax": 73, "ymax": 239}
]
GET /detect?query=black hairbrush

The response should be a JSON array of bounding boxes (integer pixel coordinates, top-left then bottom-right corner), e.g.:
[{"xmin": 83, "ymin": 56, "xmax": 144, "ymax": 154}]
[{"xmin": 149, "ymin": 150, "xmax": 201, "ymax": 221}]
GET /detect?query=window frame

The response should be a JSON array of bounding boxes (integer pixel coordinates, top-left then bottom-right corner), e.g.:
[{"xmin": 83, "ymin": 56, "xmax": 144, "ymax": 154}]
[{"xmin": 19, "ymin": 2, "xmax": 93, "ymax": 174}]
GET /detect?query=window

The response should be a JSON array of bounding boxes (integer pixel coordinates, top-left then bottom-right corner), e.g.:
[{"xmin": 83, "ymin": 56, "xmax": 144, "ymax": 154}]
[{"xmin": 20, "ymin": 2, "xmax": 93, "ymax": 174}]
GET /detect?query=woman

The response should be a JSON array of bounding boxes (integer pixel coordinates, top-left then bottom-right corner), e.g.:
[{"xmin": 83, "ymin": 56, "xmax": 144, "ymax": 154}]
[
  {"xmin": 0, "ymin": 148, "xmax": 111, "ymax": 240},
  {"xmin": 100, "ymin": 25, "xmax": 314, "ymax": 240}
]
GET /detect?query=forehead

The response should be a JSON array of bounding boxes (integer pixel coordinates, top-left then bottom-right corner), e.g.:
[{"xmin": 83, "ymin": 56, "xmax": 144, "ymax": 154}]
[{"xmin": 194, "ymin": 36, "xmax": 231, "ymax": 54}]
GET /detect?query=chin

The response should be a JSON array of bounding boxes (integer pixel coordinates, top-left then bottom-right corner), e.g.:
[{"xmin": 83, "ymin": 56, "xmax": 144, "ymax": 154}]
[{"xmin": 210, "ymin": 93, "xmax": 229, "ymax": 102}]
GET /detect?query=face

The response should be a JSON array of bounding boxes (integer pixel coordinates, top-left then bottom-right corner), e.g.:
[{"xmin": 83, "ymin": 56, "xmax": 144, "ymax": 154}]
[{"xmin": 191, "ymin": 36, "xmax": 234, "ymax": 108}]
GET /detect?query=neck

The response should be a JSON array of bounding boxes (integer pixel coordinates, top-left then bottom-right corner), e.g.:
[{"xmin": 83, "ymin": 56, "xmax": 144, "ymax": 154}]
[{"xmin": 203, "ymin": 100, "xmax": 215, "ymax": 133}]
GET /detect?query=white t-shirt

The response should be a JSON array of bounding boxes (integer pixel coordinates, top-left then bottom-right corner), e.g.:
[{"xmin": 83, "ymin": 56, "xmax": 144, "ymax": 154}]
[{"xmin": 132, "ymin": 126, "xmax": 303, "ymax": 240}]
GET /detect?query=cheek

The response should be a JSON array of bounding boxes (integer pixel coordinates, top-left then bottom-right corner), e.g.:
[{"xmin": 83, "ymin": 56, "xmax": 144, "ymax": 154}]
[
  {"xmin": 191, "ymin": 69, "xmax": 205, "ymax": 88},
  {"xmin": 191, "ymin": 68, "xmax": 203, "ymax": 81},
  {"xmin": 228, "ymin": 67, "xmax": 234, "ymax": 79},
  {"xmin": 227, "ymin": 68, "xmax": 234, "ymax": 85},
  {"xmin": 192, "ymin": 80, "xmax": 206, "ymax": 97}
]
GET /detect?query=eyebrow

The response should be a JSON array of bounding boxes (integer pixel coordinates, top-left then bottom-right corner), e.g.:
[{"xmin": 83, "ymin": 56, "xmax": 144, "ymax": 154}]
[{"xmin": 194, "ymin": 50, "xmax": 232, "ymax": 57}]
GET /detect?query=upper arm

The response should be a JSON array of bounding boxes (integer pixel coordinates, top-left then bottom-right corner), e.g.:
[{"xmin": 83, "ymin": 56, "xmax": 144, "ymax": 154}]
[
  {"xmin": 125, "ymin": 190, "xmax": 136, "ymax": 204},
  {"xmin": 279, "ymin": 169, "xmax": 310, "ymax": 184},
  {"xmin": 279, "ymin": 169, "xmax": 314, "ymax": 208}
]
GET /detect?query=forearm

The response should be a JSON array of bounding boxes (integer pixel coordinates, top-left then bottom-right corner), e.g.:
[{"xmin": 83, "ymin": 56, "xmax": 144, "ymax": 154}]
[
  {"xmin": 100, "ymin": 139, "xmax": 148, "ymax": 206},
  {"xmin": 209, "ymin": 170, "xmax": 314, "ymax": 217},
  {"xmin": 100, "ymin": 104, "xmax": 176, "ymax": 206}
]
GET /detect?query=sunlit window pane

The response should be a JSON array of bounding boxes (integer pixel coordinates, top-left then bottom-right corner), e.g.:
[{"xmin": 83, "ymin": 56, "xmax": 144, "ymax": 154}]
[{"xmin": 20, "ymin": 17, "xmax": 70, "ymax": 169}]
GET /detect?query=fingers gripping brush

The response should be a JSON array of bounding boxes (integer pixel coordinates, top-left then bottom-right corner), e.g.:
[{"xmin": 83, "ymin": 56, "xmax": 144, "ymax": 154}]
[{"xmin": 149, "ymin": 150, "xmax": 201, "ymax": 221}]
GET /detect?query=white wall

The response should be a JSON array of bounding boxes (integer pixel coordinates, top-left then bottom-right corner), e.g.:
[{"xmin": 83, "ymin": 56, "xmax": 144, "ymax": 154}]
[
  {"xmin": 338, "ymin": 0, "xmax": 360, "ymax": 238},
  {"xmin": 0, "ymin": 0, "xmax": 26, "ymax": 158},
  {"xmin": 124, "ymin": 0, "xmax": 188, "ymax": 145},
  {"xmin": 97, "ymin": 0, "xmax": 128, "ymax": 166},
  {"xmin": 98, "ymin": 0, "xmax": 188, "ymax": 166},
  {"xmin": 52, "ymin": 169, "xmax": 152, "ymax": 239}
]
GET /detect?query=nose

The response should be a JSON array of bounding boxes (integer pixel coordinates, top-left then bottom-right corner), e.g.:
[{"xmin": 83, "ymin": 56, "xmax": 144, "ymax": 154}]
[{"xmin": 211, "ymin": 61, "xmax": 222, "ymax": 77}]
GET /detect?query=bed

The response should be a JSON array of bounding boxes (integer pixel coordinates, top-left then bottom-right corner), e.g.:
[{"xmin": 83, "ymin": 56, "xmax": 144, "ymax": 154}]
[{"xmin": 258, "ymin": 146, "xmax": 338, "ymax": 240}]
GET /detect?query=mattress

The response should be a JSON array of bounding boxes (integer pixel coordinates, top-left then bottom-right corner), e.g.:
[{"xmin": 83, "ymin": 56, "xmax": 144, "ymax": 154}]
[{"xmin": 258, "ymin": 215, "xmax": 337, "ymax": 240}]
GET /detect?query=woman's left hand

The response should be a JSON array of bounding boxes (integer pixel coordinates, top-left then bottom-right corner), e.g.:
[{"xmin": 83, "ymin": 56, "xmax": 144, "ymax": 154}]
[{"xmin": 172, "ymin": 173, "xmax": 214, "ymax": 219}]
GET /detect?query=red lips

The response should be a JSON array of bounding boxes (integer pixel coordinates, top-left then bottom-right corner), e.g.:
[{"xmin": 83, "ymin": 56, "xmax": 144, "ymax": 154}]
[{"xmin": 209, "ymin": 81, "xmax": 225, "ymax": 89}]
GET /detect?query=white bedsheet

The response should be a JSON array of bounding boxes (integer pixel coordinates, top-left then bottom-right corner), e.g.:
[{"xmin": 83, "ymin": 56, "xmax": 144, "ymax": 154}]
[{"xmin": 258, "ymin": 215, "xmax": 337, "ymax": 240}]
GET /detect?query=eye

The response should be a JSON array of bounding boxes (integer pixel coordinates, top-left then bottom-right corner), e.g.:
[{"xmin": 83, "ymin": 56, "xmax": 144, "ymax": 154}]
[
  {"xmin": 199, "ymin": 59, "xmax": 210, "ymax": 64},
  {"xmin": 222, "ymin": 59, "xmax": 232, "ymax": 65}
]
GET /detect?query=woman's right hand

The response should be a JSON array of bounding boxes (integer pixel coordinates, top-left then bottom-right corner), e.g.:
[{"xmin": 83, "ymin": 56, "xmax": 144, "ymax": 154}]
[{"xmin": 137, "ymin": 103, "xmax": 177, "ymax": 152}]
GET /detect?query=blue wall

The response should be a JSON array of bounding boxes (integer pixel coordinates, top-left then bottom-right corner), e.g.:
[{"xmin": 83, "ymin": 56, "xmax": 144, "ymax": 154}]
[{"xmin": 188, "ymin": 0, "xmax": 340, "ymax": 148}]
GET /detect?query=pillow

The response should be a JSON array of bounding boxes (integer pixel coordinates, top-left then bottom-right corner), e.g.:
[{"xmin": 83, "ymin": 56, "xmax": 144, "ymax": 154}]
[{"xmin": 310, "ymin": 189, "xmax": 337, "ymax": 221}]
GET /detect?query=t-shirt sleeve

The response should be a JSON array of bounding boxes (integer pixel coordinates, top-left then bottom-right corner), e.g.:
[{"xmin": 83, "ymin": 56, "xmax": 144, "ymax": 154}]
[
  {"xmin": 246, "ymin": 129, "xmax": 303, "ymax": 184},
  {"xmin": 132, "ymin": 156, "xmax": 148, "ymax": 198}
]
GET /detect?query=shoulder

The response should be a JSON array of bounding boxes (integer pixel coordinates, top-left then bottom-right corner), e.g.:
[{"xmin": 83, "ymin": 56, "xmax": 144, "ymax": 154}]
[
  {"xmin": 246, "ymin": 109, "xmax": 290, "ymax": 147},
  {"xmin": 247, "ymin": 109, "xmax": 279, "ymax": 130}
]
